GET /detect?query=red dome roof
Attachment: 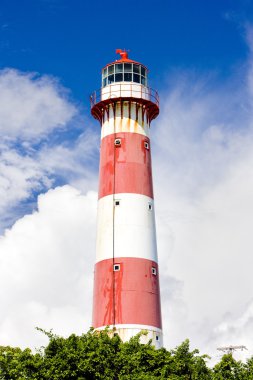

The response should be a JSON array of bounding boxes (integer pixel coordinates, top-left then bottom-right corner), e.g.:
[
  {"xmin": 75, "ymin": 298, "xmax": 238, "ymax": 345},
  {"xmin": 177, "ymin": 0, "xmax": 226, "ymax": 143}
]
[{"xmin": 103, "ymin": 49, "xmax": 148, "ymax": 70}]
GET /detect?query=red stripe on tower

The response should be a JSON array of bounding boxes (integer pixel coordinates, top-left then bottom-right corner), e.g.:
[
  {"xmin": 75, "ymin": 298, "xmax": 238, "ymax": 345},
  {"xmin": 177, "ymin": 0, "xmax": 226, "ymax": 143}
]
[
  {"xmin": 99, "ymin": 133, "xmax": 153, "ymax": 199},
  {"xmin": 90, "ymin": 49, "xmax": 163, "ymax": 348},
  {"xmin": 92, "ymin": 257, "xmax": 162, "ymax": 328}
]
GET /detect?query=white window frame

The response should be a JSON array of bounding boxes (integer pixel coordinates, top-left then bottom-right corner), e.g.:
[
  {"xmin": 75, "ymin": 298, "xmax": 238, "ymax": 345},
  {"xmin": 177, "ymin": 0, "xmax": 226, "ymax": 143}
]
[
  {"xmin": 113, "ymin": 264, "xmax": 120, "ymax": 272},
  {"xmin": 115, "ymin": 138, "xmax": 121, "ymax": 147},
  {"xmin": 144, "ymin": 141, "xmax": 149, "ymax": 150}
]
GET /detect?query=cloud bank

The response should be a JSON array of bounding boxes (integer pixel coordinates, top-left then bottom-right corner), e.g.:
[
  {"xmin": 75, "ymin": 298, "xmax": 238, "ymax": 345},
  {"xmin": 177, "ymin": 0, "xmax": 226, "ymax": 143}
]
[
  {"xmin": 0, "ymin": 69, "xmax": 99, "ymax": 230},
  {"xmin": 152, "ymin": 32, "xmax": 253, "ymax": 360},
  {"xmin": 0, "ymin": 69, "xmax": 76, "ymax": 140},
  {"xmin": 0, "ymin": 186, "xmax": 96, "ymax": 348}
]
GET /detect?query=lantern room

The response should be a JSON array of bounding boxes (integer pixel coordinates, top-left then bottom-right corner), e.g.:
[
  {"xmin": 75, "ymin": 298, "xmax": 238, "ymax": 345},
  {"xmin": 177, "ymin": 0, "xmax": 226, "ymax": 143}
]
[
  {"xmin": 102, "ymin": 62, "xmax": 148, "ymax": 87},
  {"xmin": 102, "ymin": 49, "xmax": 148, "ymax": 87},
  {"xmin": 90, "ymin": 49, "xmax": 159, "ymax": 123}
]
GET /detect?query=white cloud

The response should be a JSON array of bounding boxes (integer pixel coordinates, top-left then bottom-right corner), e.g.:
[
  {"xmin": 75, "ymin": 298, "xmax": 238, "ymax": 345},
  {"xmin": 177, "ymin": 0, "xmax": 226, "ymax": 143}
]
[
  {"xmin": 0, "ymin": 69, "xmax": 76, "ymax": 140},
  {"xmin": 38, "ymin": 129, "xmax": 100, "ymax": 192},
  {"xmin": 152, "ymin": 55, "xmax": 253, "ymax": 360},
  {"xmin": 0, "ymin": 69, "xmax": 99, "ymax": 230},
  {"xmin": 0, "ymin": 146, "xmax": 50, "ymax": 211},
  {"xmin": 0, "ymin": 186, "xmax": 97, "ymax": 348},
  {"xmin": 0, "ymin": 70, "xmax": 99, "ymax": 343}
]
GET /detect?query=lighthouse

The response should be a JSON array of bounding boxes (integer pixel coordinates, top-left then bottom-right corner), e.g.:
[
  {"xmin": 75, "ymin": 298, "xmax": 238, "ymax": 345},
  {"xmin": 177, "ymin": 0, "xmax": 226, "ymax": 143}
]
[{"xmin": 90, "ymin": 50, "xmax": 162, "ymax": 348}]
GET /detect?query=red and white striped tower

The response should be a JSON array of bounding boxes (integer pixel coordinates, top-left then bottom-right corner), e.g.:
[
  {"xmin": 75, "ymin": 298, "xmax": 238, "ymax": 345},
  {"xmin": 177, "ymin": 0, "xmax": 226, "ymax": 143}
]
[{"xmin": 90, "ymin": 50, "xmax": 162, "ymax": 348}]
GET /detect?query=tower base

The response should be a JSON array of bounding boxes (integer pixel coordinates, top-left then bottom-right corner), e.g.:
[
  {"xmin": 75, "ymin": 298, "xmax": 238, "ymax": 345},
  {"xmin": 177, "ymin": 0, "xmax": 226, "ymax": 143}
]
[{"xmin": 95, "ymin": 324, "xmax": 163, "ymax": 349}]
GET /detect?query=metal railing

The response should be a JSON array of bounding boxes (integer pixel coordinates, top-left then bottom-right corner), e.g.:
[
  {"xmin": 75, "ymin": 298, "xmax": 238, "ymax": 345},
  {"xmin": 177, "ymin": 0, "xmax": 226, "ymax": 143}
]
[{"xmin": 90, "ymin": 83, "xmax": 159, "ymax": 108}]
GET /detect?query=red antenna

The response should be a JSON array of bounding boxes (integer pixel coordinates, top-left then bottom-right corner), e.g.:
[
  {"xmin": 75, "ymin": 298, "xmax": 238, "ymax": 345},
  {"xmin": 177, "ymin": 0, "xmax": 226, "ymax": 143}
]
[{"xmin": 116, "ymin": 49, "xmax": 129, "ymax": 60}]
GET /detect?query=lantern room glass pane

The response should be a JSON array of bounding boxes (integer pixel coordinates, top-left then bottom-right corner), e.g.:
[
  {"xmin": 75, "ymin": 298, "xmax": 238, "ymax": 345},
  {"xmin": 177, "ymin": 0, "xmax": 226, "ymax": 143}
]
[
  {"xmin": 124, "ymin": 63, "xmax": 132, "ymax": 72},
  {"xmin": 115, "ymin": 64, "xmax": 123, "ymax": 73},
  {"xmin": 133, "ymin": 64, "xmax": 140, "ymax": 73},
  {"xmin": 124, "ymin": 73, "xmax": 132, "ymax": 81},
  {"xmin": 141, "ymin": 76, "xmax": 146, "ymax": 85},
  {"xmin": 103, "ymin": 78, "xmax": 107, "ymax": 87},
  {"xmin": 102, "ymin": 68, "xmax": 107, "ymax": 78},
  {"xmin": 108, "ymin": 74, "xmax": 114, "ymax": 84},
  {"xmin": 133, "ymin": 73, "xmax": 140, "ymax": 83},
  {"xmin": 108, "ymin": 65, "xmax": 114, "ymax": 75},
  {"xmin": 115, "ymin": 73, "xmax": 123, "ymax": 82},
  {"xmin": 141, "ymin": 66, "xmax": 146, "ymax": 76}
]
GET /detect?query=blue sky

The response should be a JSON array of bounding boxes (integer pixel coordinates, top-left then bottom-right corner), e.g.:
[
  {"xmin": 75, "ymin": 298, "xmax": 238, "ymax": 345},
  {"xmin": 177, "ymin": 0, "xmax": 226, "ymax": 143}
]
[
  {"xmin": 1, "ymin": 0, "xmax": 253, "ymax": 363},
  {"xmin": 1, "ymin": 0, "xmax": 252, "ymax": 97}
]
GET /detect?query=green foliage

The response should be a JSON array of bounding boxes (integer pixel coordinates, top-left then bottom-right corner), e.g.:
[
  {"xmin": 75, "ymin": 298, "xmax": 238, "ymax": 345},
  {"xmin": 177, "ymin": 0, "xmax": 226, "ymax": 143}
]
[
  {"xmin": 0, "ymin": 345, "xmax": 42, "ymax": 379},
  {"xmin": 212, "ymin": 354, "xmax": 248, "ymax": 380},
  {"xmin": 0, "ymin": 329, "xmax": 252, "ymax": 379}
]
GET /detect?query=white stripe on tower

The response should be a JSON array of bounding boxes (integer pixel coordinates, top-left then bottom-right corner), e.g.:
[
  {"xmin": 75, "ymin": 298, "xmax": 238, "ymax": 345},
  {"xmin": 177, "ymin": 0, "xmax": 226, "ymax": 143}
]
[
  {"xmin": 101, "ymin": 101, "xmax": 150, "ymax": 139},
  {"xmin": 96, "ymin": 194, "xmax": 157, "ymax": 263}
]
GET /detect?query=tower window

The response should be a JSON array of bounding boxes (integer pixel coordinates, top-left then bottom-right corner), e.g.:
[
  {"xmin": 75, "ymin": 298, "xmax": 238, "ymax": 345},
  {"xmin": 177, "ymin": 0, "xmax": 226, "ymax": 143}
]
[
  {"xmin": 108, "ymin": 65, "xmax": 114, "ymax": 75},
  {"xmin": 141, "ymin": 76, "xmax": 146, "ymax": 86},
  {"xmin": 113, "ymin": 264, "xmax": 120, "ymax": 271},
  {"xmin": 133, "ymin": 64, "xmax": 140, "ymax": 73},
  {"xmin": 141, "ymin": 66, "xmax": 146, "ymax": 76},
  {"xmin": 152, "ymin": 267, "xmax": 157, "ymax": 276},
  {"xmin": 124, "ymin": 63, "xmax": 132, "ymax": 72},
  {"xmin": 156, "ymin": 335, "xmax": 159, "ymax": 341},
  {"xmin": 102, "ymin": 63, "xmax": 147, "ymax": 87},
  {"xmin": 124, "ymin": 73, "xmax": 132, "ymax": 82},
  {"xmin": 133, "ymin": 73, "xmax": 140, "ymax": 83},
  {"xmin": 115, "ymin": 73, "xmax": 123, "ymax": 82},
  {"xmin": 114, "ymin": 138, "xmax": 121, "ymax": 146},
  {"xmin": 115, "ymin": 63, "xmax": 123, "ymax": 73},
  {"xmin": 144, "ymin": 141, "xmax": 149, "ymax": 150},
  {"xmin": 114, "ymin": 200, "xmax": 120, "ymax": 206},
  {"xmin": 148, "ymin": 203, "xmax": 152, "ymax": 211},
  {"xmin": 108, "ymin": 74, "xmax": 114, "ymax": 84}
]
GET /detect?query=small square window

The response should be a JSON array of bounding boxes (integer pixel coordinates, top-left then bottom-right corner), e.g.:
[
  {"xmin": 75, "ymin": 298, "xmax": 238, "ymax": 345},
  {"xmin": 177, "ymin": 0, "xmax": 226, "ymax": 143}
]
[
  {"xmin": 148, "ymin": 203, "xmax": 152, "ymax": 211},
  {"xmin": 152, "ymin": 267, "xmax": 157, "ymax": 276},
  {"xmin": 113, "ymin": 264, "xmax": 120, "ymax": 271},
  {"xmin": 144, "ymin": 141, "xmax": 149, "ymax": 150},
  {"xmin": 115, "ymin": 138, "xmax": 121, "ymax": 147},
  {"xmin": 114, "ymin": 200, "xmax": 120, "ymax": 206}
]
